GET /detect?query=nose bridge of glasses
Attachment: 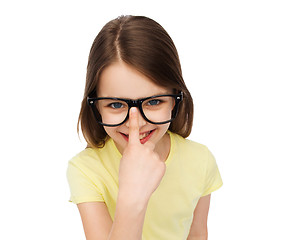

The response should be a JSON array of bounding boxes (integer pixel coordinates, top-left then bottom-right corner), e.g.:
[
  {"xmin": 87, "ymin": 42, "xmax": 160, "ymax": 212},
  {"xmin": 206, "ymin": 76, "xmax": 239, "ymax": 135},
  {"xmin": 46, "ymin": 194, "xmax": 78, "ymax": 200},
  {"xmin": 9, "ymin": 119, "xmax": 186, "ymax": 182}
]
[
  {"xmin": 127, "ymin": 100, "xmax": 144, "ymax": 118},
  {"xmin": 127, "ymin": 99, "xmax": 142, "ymax": 108},
  {"xmin": 125, "ymin": 100, "xmax": 147, "ymax": 125}
]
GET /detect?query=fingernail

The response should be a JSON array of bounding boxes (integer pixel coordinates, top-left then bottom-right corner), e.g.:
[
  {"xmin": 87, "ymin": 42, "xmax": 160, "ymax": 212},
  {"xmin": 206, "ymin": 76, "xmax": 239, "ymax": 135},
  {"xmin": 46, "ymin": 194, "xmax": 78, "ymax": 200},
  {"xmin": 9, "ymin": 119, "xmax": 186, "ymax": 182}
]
[{"xmin": 130, "ymin": 107, "xmax": 136, "ymax": 114}]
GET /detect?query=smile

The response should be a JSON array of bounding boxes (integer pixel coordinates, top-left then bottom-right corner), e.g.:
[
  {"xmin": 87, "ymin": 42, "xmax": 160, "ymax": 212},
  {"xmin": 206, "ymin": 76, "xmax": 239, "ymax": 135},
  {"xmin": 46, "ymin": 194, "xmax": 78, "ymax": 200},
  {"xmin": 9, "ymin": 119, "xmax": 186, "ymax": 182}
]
[
  {"xmin": 139, "ymin": 131, "xmax": 152, "ymax": 140},
  {"xmin": 120, "ymin": 129, "xmax": 155, "ymax": 144}
]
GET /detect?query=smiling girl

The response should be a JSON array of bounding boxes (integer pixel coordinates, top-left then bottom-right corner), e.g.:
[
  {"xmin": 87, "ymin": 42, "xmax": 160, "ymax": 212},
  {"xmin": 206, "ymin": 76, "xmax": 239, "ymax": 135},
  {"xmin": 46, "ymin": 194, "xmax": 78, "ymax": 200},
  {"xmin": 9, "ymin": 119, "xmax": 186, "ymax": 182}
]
[{"xmin": 67, "ymin": 15, "xmax": 223, "ymax": 240}]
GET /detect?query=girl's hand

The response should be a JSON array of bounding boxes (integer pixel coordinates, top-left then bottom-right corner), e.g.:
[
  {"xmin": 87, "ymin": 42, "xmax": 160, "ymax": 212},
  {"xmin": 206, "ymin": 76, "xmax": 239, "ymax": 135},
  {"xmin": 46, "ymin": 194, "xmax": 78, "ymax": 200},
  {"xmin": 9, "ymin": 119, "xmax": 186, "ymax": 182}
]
[{"xmin": 118, "ymin": 107, "xmax": 166, "ymax": 203}]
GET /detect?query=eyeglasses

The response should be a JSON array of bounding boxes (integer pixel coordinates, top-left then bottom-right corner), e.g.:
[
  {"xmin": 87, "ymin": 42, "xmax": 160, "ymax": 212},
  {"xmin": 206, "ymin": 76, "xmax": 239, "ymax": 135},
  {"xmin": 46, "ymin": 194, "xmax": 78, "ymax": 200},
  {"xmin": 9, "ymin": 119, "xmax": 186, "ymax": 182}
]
[{"xmin": 87, "ymin": 92, "xmax": 183, "ymax": 127}]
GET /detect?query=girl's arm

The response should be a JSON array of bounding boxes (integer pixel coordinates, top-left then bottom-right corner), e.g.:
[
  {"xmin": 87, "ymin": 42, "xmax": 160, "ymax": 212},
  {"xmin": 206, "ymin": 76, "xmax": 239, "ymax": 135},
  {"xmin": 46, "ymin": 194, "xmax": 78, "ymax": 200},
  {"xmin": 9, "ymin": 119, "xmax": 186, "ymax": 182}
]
[
  {"xmin": 187, "ymin": 194, "xmax": 211, "ymax": 240},
  {"xmin": 108, "ymin": 193, "xmax": 149, "ymax": 239},
  {"xmin": 78, "ymin": 108, "xmax": 166, "ymax": 240},
  {"xmin": 77, "ymin": 202, "xmax": 113, "ymax": 239},
  {"xmin": 77, "ymin": 197, "xmax": 148, "ymax": 240}
]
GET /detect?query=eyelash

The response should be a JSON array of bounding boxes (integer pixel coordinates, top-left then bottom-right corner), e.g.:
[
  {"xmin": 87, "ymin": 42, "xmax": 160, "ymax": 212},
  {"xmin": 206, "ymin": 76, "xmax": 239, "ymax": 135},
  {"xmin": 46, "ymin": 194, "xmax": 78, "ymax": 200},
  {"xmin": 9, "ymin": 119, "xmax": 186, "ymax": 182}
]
[
  {"xmin": 146, "ymin": 99, "xmax": 161, "ymax": 106},
  {"xmin": 106, "ymin": 99, "xmax": 164, "ymax": 109},
  {"xmin": 108, "ymin": 102, "xmax": 126, "ymax": 109}
]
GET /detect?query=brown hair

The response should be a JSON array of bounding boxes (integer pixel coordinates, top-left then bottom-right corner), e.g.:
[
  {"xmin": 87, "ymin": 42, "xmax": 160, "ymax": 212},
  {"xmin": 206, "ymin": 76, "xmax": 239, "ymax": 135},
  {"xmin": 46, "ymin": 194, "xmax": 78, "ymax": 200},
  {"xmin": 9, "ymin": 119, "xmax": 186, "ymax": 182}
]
[{"xmin": 78, "ymin": 15, "xmax": 194, "ymax": 148}]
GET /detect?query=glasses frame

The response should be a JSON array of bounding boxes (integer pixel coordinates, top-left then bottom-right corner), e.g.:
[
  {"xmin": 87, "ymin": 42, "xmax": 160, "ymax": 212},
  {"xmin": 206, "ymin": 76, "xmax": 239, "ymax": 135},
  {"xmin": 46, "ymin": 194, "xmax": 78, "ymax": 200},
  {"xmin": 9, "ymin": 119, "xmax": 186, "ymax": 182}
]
[{"xmin": 87, "ymin": 92, "xmax": 183, "ymax": 127}]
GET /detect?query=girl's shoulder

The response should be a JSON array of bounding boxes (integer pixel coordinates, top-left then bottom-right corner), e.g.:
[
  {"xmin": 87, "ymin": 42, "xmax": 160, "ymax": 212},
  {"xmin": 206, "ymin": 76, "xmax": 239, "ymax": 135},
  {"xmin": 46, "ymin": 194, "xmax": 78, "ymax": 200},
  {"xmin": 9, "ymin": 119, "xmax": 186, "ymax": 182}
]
[
  {"xmin": 68, "ymin": 148, "xmax": 101, "ymax": 173},
  {"xmin": 69, "ymin": 147, "xmax": 98, "ymax": 163},
  {"xmin": 68, "ymin": 138, "xmax": 121, "ymax": 170},
  {"xmin": 169, "ymin": 131, "xmax": 210, "ymax": 154},
  {"xmin": 169, "ymin": 131, "xmax": 219, "ymax": 172}
]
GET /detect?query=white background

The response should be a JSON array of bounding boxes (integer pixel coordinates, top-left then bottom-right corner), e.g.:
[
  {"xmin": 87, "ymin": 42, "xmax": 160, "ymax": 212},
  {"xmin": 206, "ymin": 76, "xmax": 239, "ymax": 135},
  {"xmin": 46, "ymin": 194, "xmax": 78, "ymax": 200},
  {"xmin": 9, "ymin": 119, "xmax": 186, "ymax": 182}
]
[{"xmin": 0, "ymin": 0, "xmax": 284, "ymax": 239}]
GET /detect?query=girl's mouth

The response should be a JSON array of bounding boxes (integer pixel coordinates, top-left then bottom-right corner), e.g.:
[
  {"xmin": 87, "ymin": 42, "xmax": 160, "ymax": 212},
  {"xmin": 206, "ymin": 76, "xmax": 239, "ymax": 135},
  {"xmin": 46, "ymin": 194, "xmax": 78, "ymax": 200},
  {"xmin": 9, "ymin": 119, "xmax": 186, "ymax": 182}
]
[{"xmin": 120, "ymin": 129, "xmax": 155, "ymax": 144}]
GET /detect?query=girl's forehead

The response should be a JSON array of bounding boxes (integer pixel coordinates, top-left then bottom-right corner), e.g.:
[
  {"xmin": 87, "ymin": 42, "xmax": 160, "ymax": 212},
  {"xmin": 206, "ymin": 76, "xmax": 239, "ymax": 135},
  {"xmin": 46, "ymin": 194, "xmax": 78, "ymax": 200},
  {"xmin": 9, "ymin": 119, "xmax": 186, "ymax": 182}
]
[{"xmin": 97, "ymin": 61, "xmax": 170, "ymax": 98}]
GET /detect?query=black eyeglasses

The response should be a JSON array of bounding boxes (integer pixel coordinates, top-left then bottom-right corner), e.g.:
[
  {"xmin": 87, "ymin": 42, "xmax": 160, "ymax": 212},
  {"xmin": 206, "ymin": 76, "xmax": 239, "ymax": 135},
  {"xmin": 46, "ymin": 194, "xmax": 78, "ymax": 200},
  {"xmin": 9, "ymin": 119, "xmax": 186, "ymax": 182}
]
[{"xmin": 87, "ymin": 92, "xmax": 183, "ymax": 127}]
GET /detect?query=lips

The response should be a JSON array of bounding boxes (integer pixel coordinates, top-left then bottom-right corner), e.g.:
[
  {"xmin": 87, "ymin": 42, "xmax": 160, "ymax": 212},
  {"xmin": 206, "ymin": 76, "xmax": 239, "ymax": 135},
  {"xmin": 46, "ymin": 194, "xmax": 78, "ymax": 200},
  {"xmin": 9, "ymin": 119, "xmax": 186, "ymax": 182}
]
[
  {"xmin": 120, "ymin": 129, "xmax": 155, "ymax": 143},
  {"xmin": 139, "ymin": 131, "xmax": 152, "ymax": 140}
]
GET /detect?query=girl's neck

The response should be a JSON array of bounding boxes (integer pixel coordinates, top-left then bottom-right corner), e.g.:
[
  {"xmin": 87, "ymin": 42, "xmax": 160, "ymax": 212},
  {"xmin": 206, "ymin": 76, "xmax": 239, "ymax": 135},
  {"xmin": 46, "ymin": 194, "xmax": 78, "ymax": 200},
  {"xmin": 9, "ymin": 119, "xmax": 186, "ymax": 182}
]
[{"xmin": 153, "ymin": 132, "xmax": 171, "ymax": 162}]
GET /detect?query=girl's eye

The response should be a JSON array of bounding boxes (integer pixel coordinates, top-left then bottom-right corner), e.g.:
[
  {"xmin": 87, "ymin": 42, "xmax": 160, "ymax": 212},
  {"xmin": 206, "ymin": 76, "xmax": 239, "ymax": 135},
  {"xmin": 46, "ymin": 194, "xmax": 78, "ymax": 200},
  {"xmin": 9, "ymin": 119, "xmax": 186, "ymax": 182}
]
[
  {"xmin": 109, "ymin": 102, "xmax": 124, "ymax": 109},
  {"xmin": 147, "ymin": 99, "xmax": 161, "ymax": 106}
]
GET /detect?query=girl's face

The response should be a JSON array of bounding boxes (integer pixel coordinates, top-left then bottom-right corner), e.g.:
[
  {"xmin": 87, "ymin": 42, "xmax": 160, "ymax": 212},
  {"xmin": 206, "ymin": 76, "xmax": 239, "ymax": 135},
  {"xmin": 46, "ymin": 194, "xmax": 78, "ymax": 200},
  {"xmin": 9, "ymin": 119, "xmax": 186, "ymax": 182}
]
[{"xmin": 97, "ymin": 61, "xmax": 172, "ymax": 155}]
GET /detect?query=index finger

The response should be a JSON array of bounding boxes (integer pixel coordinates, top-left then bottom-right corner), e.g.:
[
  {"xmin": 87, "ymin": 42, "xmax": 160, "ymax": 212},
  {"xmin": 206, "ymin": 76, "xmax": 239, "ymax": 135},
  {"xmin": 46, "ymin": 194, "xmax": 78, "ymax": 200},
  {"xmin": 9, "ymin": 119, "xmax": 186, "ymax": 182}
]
[{"xmin": 128, "ymin": 107, "xmax": 140, "ymax": 145}]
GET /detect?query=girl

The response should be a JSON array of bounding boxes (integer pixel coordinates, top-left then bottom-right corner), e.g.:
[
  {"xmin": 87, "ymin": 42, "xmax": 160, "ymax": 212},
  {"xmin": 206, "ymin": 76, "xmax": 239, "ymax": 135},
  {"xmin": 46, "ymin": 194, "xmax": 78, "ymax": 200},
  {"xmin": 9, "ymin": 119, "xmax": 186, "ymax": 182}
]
[{"xmin": 67, "ymin": 15, "xmax": 223, "ymax": 240}]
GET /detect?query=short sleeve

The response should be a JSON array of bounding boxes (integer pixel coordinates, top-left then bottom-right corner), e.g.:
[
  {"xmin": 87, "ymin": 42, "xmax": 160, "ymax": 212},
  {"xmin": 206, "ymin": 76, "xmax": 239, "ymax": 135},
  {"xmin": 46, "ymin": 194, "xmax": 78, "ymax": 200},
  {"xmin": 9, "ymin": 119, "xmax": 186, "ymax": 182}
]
[
  {"xmin": 66, "ymin": 161, "xmax": 104, "ymax": 204},
  {"xmin": 201, "ymin": 148, "xmax": 223, "ymax": 197}
]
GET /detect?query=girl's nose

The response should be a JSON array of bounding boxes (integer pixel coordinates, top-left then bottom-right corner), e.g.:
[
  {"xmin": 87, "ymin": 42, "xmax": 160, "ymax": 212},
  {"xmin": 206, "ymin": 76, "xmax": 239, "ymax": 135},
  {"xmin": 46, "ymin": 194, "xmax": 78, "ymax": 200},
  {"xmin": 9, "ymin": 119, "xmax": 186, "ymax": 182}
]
[{"xmin": 125, "ymin": 107, "xmax": 147, "ymax": 128}]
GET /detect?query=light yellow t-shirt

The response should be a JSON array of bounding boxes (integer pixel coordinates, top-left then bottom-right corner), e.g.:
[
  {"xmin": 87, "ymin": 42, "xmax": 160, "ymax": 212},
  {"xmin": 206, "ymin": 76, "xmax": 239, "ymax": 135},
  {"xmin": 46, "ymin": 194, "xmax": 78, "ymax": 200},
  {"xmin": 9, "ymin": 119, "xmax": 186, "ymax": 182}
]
[{"xmin": 67, "ymin": 131, "xmax": 223, "ymax": 239}]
